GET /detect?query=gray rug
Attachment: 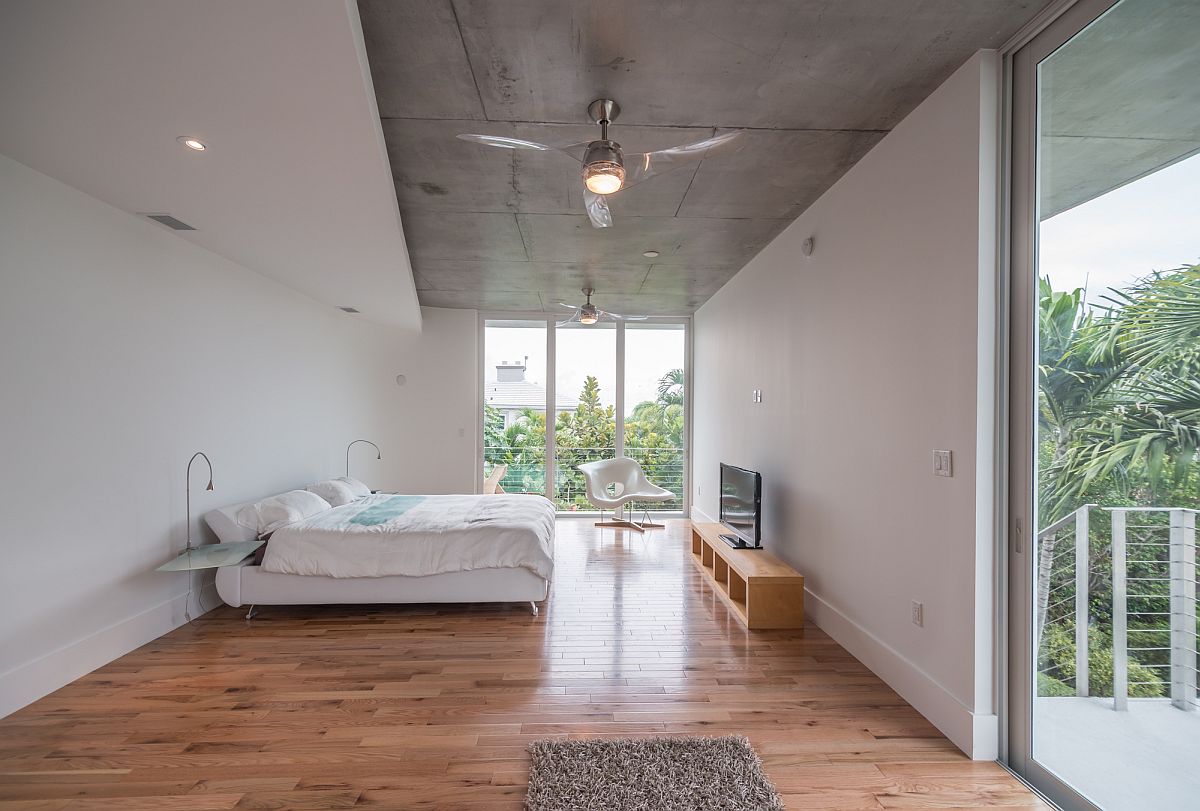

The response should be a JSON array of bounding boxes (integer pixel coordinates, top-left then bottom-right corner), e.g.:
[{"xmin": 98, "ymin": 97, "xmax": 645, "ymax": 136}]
[{"xmin": 525, "ymin": 735, "xmax": 785, "ymax": 811}]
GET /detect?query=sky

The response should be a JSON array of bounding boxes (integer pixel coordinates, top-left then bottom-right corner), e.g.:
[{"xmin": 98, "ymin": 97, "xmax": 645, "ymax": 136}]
[
  {"xmin": 1040, "ymin": 152, "xmax": 1200, "ymax": 309},
  {"xmin": 484, "ymin": 322, "xmax": 685, "ymax": 411}
]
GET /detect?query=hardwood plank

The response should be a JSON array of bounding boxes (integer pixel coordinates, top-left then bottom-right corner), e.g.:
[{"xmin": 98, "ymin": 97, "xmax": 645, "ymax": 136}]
[{"xmin": 0, "ymin": 520, "xmax": 1049, "ymax": 810}]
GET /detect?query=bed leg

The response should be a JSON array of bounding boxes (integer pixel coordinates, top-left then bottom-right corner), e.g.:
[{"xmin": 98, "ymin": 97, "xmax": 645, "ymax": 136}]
[
  {"xmin": 529, "ymin": 601, "xmax": 539, "ymax": 617},
  {"xmin": 245, "ymin": 604, "xmax": 257, "ymax": 620}
]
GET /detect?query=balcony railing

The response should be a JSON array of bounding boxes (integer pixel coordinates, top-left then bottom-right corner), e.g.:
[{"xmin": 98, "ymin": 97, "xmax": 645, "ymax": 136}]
[
  {"xmin": 1038, "ymin": 505, "xmax": 1199, "ymax": 711},
  {"xmin": 483, "ymin": 446, "xmax": 685, "ymax": 512}
]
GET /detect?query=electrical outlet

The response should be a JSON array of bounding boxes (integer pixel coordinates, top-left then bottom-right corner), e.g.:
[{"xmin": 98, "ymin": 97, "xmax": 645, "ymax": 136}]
[
  {"xmin": 933, "ymin": 449, "xmax": 953, "ymax": 477},
  {"xmin": 911, "ymin": 600, "xmax": 924, "ymax": 627}
]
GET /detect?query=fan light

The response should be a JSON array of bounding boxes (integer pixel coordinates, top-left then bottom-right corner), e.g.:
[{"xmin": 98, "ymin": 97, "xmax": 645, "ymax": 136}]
[
  {"xmin": 580, "ymin": 305, "xmax": 599, "ymax": 325},
  {"xmin": 584, "ymin": 162, "xmax": 624, "ymax": 194},
  {"xmin": 582, "ymin": 141, "xmax": 625, "ymax": 195}
]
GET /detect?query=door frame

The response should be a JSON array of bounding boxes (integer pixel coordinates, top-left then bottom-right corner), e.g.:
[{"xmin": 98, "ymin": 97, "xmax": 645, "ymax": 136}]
[
  {"xmin": 1004, "ymin": 0, "xmax": 1122, "ymax": 807},
  {"xmin": 476, "ymin": 312, "xmax": 692, "ymax": 516}
]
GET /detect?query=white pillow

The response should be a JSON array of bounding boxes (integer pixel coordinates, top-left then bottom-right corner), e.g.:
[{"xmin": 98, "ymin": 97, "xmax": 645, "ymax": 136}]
[
  {"xmin": 307, "ymin": 479, "xmax": 360, "ymax": 507},
  {"xmin": 336, "ymin": 476, "xmax": 372, "ymax": 498},
  {"xmin": 237, "ymin": 489, "xmax": 332, "ymax": 536}
]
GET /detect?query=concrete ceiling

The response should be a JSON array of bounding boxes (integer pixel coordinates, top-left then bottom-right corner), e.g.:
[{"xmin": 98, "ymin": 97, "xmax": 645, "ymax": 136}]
[
  {"xmin": 360, "ymin": 0, "xmax": 1041, "ymax": 315},
  {"xmin": 0, "ymin": 0, "xmax": 421, "ymax": 329},
  {"xmin": 1039, "ymin": 0, "xmax": 1200, "ymax": 220}
]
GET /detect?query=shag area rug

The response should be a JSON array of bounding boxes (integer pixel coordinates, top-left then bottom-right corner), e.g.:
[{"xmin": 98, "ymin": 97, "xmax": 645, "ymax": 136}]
[{"xmin": 525, "ymin": 735, "xmax": 785, "ymax": 810}]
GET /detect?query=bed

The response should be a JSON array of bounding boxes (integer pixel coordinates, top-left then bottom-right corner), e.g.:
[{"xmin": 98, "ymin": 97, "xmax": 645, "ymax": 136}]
[{"xmin": 205, "ymin": 490, "xmax": 555, "ymax": 616}]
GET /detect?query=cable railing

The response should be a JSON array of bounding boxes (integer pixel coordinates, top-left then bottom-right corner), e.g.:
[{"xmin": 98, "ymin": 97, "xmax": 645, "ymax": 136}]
[
  {"xmin": 1037, "ymin": 505, "xmax": 1199, "ymax": 712},
  {"xmin": 483, "ymin": 446, "xmax": 685, "ymax": 512}
]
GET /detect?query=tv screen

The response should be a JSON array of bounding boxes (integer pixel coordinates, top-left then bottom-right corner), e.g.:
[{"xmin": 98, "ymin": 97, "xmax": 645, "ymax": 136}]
[{"xmin": 719, "ymin": 463, "xmax": 762, "ymax": 548}]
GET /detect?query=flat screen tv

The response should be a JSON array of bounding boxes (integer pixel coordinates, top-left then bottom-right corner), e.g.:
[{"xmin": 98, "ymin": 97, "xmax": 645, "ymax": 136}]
[{"xmin": 718, "ymin": 463, "xmax": 762, "ymax": 549}]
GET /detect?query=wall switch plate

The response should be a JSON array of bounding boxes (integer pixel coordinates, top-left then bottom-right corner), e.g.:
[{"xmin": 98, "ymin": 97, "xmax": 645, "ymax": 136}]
[
  {"xmin": 933, "ymin": 449, "xmax": 953, "ymax": 477},
  {"xmin": 752, "ymin": 389, "xmax": 763, "ymax": 403},
  {"xmin": 911, "ymin": 600, "xmax": 924, "ymax": 627}
]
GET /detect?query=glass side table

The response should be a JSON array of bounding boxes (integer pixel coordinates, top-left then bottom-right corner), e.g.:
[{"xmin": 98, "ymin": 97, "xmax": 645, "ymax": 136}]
[{"xmin": 155, "ymin": 541, "xmax": 263, "ymax": 571}]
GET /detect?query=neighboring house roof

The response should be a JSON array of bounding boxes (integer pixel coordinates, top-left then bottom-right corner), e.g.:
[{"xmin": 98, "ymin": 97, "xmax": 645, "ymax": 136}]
[{"xmin": 485, "ymin": 380, "xmax": 579, "ymax": 412}]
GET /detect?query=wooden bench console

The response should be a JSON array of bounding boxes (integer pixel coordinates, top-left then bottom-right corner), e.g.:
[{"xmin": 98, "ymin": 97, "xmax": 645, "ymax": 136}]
[{"xmin": 689, "ymin": 522, "xmax": 805, "ymax": 629}]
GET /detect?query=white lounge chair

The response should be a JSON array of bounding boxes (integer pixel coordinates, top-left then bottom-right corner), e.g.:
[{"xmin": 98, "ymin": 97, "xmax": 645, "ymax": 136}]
[
  {"xmin": 483, "ymin": 463, "xmax": 508, "ymax": 494},
  {"xmin": 577, "ymin": 457, "xmax": 675, "ymax": 532}
]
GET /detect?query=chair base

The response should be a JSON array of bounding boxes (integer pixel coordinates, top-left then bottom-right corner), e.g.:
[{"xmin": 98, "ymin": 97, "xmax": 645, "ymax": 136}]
[
  {"xmin": 595, "ymin": 505, "xmax": 666, "ymax": 533},
  {"xmin": 594, "ymin": 519, "xmax": 665, "ymax": 533}
]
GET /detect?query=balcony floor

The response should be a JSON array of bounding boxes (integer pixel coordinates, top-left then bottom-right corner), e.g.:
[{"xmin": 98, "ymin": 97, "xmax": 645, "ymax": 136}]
[{"xmin": 1034, "ymin": 696, "xmax": 1200, "ymax": 809}]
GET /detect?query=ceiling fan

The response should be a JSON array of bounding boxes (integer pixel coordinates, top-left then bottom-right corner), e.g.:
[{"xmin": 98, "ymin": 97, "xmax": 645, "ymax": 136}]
[
  {"xmin": 557, "ymin": 288, "xmax": 647, "ymax": 326},
  {"xmin": 457, "ymin": 99, "xmax": 740, "ymax": 229}
]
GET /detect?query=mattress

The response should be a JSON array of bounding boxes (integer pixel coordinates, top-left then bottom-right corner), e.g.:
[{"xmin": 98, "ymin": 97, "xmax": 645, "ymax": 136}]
[{"xmin": 260, "ymin": 493, "xmax": 555, "ymax": 579}]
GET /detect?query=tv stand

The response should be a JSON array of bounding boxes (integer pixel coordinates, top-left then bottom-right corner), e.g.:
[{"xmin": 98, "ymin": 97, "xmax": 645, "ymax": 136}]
[
  {"xmin": 690, "ymin": 522, "xmax": 805, "ymax": 629},
  {"xmin": 719, "ymin": 533, "xmax": 759, "ymax": 549}
]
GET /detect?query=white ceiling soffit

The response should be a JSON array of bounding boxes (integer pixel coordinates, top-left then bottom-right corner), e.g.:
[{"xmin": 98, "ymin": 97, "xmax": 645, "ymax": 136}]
[{"xmin": 0, "ymin": 0, "xmax": 421, "ymax": 330}]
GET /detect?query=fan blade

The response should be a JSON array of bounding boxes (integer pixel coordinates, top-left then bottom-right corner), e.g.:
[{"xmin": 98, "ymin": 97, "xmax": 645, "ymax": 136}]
[
  {"xmin": 584, "ymin": 189, "xmax": 613, "ymax": 228},
  {"xmin": 603, "ymin": 310, "xmax": 649, "ymax": 321},
  {"xmin": 618, "ymin": 130, "xmax": 743, "ymax": 192},
  {"xmin": 556, "ymin": 302, "xmax": 578, "ymax": 310},
  {"xmin": 655, "ymin": 130, "xmax": 742, "ymax": 157},
  {"xmin": 554, "ymin": 140, "xmax": 593, "ymax": 163},
  {"xmin": 456, "ymin": 134, "xmax": 554, "ymax": 151},
  {"xmin": 556, "ymin": 307, "xmax": 585, "ymax": 326}
]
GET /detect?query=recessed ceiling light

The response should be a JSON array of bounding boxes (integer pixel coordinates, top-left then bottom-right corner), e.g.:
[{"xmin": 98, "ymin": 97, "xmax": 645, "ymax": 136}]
[
  {"xmin": 643, "ymin": 250, "xmax": 659, "ymax": 258},
  {"xmin": 177, "ymin": 136, "xmax": 207, "ymax": 151}
]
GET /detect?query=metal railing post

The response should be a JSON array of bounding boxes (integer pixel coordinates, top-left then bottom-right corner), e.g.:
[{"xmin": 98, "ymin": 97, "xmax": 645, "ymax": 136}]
[
  {"xmin": 1075, "ymin": 506, "xmax": 1090, "ymax": 697},
  {"xmin": 1169, "ymin": 509, "xmax": 1197, "ymax": 710},
  {"xmin": 1112, "ymin": 509, "xmax": 1128, "ymax": 711}
]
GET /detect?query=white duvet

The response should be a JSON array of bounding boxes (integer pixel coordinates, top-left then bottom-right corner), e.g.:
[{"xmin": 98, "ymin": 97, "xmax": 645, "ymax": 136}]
[{"xmin": 260, "ymin": 493, "xmax": 555, "ymax": 580}]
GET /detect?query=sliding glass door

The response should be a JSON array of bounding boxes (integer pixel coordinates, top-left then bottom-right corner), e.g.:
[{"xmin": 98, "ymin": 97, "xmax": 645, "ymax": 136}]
[
  {"xmin": 624, "ymin": 323, "xmax": 686, "ymax": 512},
  {"xmin": 482, "ymin": 319, "xmax": 549, "ymax": 497},
  {"xmin": 1009, "ymin": 1, "xmax": 1200, "ymax": 807},
  {"xmin": 554, "ymin": 321, "xmax": 617, "ymax": 510},
  {"xmin": 481, "ymin": 316, "xmax": 689, "ymax": 513}
]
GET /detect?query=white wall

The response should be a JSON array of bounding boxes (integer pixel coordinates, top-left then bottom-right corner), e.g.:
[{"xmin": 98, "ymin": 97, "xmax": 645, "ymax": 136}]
[
  {"xmin": 384, "ymin": 308, "xmax": 479, "ymax": 495},
  {"xmin": 0, "ymin": 154, "xmax": 477, "ymax": 717},
  {"xmin": 692, "ymin": 52, "xmax": 1000, "ymax": 758}
]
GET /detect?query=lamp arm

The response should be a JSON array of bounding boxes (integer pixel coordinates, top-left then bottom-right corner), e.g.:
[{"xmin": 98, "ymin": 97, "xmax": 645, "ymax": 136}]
[
  {"xmin": 185, "ymin": 452, "xmax": 214, "ymax": 551},
  {"xmin": 345, "ymin": 439, "xmax": 382, "ymax": 478}
]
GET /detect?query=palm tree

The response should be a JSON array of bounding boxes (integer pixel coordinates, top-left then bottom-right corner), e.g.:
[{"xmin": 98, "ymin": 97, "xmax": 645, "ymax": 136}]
[
  {"xmin": 657, "ymin": 368, "xmax": 684, "ymax": 407},
  {"xmin": 1050, "ymin": 266, "xmax": 1200, "ymax": 512}
]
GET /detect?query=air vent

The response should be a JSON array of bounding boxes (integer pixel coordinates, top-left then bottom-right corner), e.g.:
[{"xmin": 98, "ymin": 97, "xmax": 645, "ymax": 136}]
[
  {"xmin": 144, "ymin": 214, "xmax": 196, "ymax": 231},
  {"xmin": 339, "ymin": 307, "xmax": 361, "ymax": 313}
]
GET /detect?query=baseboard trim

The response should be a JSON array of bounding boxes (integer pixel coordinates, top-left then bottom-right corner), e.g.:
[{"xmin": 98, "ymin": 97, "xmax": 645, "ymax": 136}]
[
  {"xmin": 805, "ymin": 589, "xmax": 998, "ymax": 759},
  {"xmin": 0, "ymin": 588, "xmax": 214, "ymax": 719},
  {"xmin": 691, "ymin": 506, "xmax": 717, "ymax": 524}
]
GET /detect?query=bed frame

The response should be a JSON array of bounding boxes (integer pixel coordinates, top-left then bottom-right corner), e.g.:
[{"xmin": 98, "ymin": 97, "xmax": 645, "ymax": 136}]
[{"xmin": 214, "ymin": 562, "xmax": 549, "ymax": 617}]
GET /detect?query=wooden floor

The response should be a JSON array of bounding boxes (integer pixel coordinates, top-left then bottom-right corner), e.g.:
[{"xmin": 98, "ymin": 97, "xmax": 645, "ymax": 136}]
[{"xmin": 0, "ymin": 520, "xmax": 1050, "ymax": 810}]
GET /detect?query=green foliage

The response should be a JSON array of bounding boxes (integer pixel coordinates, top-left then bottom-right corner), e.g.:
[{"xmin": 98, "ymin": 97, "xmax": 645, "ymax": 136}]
[
  {"xmin": 554, "ymin": 375, "xmax": 618, "ymax": 509},
  {"xmin": 1040, "ymin": 265, "xmax": 1200, "ymax": 518},
  {"xmin": 1038, "ymin": 623, "xmax": 1165, "ymax": 698},
  {"xmin": 1037, "ymin": 672, "xmax": 1075, "ymax": 698},
  {"xmin": 1035, "ymin": 266, "xmax": 1200, "ymax": 702}
]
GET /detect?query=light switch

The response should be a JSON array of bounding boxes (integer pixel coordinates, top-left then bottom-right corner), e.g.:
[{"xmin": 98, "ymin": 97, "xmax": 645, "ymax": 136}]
[{"xmin": 933, "ymin": 449, "xmax": 953, "ymax": 477}]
